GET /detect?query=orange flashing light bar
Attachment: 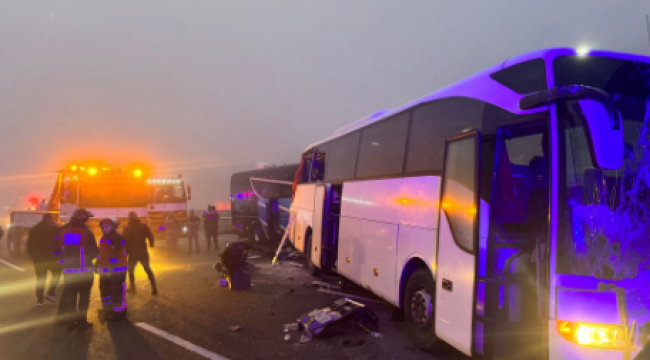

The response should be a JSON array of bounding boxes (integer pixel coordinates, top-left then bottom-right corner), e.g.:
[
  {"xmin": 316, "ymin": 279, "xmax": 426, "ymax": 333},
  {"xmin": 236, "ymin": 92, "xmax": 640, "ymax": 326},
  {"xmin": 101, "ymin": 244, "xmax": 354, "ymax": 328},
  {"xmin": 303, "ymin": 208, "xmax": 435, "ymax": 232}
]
[{"xmin": 147, "ymin": 177, "xmax": 182, "ymax": 184}]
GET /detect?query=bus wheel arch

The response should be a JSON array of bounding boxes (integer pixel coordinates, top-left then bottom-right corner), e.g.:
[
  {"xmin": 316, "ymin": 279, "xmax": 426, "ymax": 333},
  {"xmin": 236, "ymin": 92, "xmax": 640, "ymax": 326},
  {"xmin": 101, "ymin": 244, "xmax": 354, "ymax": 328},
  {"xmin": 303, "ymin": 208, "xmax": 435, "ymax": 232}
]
[
  {"xmin": 303, "ymin": 228, "xmax": 321, "ymax": 277},
  {"xmin": 399, "ymin": 257, "xmax": 431, "ymax": 308},
  {"xmin": 401, "ymin": 258, "xmax": 441, "ymax": 350}
]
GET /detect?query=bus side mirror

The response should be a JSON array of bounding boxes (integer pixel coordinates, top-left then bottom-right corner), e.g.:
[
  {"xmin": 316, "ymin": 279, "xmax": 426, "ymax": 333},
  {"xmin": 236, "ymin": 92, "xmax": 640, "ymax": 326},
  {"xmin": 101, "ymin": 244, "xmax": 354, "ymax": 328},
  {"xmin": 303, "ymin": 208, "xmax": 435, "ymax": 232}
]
[
  {"xmin": 577, "ymin": 99, "xmax": 622, "ymax": 170},
  {"xmin": 187, "ymin": 184, "xmax": 192, "ymax": 201},
  {"xmin": 520, "ymin": 85, "xmax": 622, "ymax": 170}
]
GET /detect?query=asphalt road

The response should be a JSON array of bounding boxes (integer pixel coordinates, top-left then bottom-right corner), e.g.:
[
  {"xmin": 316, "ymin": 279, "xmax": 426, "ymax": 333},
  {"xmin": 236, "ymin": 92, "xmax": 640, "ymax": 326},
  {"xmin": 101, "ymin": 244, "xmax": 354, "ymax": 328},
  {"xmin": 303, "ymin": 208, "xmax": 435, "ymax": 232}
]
[{"xmin": 0, "ymin": 234, "xmax": 463, "ymax": 360}]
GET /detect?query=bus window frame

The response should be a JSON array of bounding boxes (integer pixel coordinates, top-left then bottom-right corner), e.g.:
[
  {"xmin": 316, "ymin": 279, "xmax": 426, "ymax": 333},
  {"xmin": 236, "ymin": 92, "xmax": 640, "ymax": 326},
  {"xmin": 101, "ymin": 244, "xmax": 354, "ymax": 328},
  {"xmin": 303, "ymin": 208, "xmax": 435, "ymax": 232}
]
[{"xmin": 439, "ymin": 130, "xmax": 481, "ymax": 255}]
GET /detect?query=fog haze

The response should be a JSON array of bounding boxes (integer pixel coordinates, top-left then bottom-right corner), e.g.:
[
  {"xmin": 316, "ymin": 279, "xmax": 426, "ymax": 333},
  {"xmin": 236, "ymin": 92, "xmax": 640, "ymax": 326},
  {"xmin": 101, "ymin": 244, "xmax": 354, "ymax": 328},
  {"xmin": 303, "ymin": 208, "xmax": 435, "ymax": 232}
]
[{"xmin": 1, "ymin": 0, "xmax": 649, "ymax": 217}]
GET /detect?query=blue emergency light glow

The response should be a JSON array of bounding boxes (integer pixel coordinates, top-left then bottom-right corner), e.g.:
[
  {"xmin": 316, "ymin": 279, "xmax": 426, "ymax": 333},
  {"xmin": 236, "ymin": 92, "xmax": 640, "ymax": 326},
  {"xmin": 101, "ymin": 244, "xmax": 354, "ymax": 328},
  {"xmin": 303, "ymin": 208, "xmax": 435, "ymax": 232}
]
[{"xmin": 158, "ymin": 226, "xmax": 166, "ymax": 231}]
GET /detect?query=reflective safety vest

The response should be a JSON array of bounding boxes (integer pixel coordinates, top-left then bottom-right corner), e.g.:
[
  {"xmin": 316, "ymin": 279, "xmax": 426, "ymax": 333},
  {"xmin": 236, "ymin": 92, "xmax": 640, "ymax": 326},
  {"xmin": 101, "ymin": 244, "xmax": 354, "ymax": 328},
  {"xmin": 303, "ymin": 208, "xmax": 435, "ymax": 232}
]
[
  {"xmin": 59, "ymin": 225, "xmax": 98, "ymax": 273},
  {"xmin": 97, "ymin": 231, "xmax": 128, "ymax": 272}
]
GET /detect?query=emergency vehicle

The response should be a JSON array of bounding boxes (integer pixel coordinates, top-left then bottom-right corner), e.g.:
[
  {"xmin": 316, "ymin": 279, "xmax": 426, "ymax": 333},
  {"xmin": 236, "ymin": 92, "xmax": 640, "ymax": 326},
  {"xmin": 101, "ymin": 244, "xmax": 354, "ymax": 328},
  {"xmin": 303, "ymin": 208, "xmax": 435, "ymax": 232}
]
[
  {"xmin": 146, "ymin": 175, "xmax": 191, "ymax": 240},
  {"xmin": 6, "ymin": 164, "xmax": 191, "ymax": 254}
]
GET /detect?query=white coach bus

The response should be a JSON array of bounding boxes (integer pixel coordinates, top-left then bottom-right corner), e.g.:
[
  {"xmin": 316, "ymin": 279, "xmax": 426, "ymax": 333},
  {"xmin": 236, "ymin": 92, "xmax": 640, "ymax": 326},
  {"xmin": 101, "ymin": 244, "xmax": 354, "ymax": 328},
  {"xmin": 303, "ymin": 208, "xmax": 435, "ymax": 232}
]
[{"xmin": 289, "ymin": 48, "xmax": 650, "ymax": 359}]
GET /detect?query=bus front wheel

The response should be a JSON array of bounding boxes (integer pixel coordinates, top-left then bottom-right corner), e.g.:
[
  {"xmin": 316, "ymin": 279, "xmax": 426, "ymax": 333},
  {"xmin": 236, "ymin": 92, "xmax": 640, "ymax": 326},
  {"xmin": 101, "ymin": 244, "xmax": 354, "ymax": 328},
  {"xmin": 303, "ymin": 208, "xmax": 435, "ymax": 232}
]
[{"xmin": 404, "ymin": 268, "xmax": 441, "ymax": 350}]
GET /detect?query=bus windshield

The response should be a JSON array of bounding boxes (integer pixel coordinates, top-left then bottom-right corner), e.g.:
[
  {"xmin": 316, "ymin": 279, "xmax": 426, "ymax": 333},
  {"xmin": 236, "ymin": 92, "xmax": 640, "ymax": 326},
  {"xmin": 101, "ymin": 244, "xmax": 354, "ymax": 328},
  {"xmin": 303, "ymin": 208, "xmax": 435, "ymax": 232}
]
[
  {"xmin": 555, "ymin": 56, "xmax": 650, "ymax": 281},
  {"xmin": 79, "ymin": 179, "xmax": 149, "ymax": 208}
]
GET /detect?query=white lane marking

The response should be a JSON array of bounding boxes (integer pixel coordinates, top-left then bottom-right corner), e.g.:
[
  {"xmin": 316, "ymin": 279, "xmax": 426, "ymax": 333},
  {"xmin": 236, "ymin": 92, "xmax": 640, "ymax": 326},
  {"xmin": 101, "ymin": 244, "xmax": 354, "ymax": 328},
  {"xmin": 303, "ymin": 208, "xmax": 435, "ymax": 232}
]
[
  {"xmin": 136, "ymin": 322, "xmax": 231, "ymax": 360},
  {"xmin": 0, "ymin": 258, "xmax": 26, "ymax": 272}
]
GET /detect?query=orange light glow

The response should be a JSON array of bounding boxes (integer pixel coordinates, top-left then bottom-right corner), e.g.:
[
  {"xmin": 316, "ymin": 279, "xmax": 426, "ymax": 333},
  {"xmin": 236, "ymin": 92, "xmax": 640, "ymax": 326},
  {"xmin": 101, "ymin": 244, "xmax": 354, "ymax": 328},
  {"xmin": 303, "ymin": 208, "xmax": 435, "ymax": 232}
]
[
  {"xmin": 70, "ymin": 165, "xmax": 78, "ymax": 171},
  {"xmin": 556, "ymin": 320, "xmax": 624, "ymax": 349},
  {"xmin": 133, "ymin": 169, "xmax": 143, "ymax": 178},
  {"xmin": 88, "ymin": 167, "xmax": 98, "ymax": 176},
  {"xmin": 80, "ymin": 166, "xmax": 86, "ymax": 171},
  {"xmin": 397, "ymin": 197, "xmax": 417, "ymax": 205},
  {"xmin": 468, "ymin": 207, "xmax": 477, "ymax": 215}
]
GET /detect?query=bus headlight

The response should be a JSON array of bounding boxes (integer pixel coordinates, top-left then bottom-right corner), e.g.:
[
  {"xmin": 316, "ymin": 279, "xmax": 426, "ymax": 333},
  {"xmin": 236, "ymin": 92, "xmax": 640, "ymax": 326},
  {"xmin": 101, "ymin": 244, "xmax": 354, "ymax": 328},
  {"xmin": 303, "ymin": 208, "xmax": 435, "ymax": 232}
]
[{"xmin": 557, "ymin": 320, "xmax": 625, "ymax": 349}]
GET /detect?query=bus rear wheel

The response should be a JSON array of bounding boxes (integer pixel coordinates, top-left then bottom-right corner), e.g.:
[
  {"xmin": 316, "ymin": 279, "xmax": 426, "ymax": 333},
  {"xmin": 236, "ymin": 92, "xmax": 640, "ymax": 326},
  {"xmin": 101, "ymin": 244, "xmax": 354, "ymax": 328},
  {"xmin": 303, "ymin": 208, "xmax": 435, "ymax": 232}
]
[
  {"xmin": 404, "ymin": 268, "xmax": 441, "ymax": 351},
  {"xmin": 304, "ymin": 233, "xmax": 321, "ymax": 277}
]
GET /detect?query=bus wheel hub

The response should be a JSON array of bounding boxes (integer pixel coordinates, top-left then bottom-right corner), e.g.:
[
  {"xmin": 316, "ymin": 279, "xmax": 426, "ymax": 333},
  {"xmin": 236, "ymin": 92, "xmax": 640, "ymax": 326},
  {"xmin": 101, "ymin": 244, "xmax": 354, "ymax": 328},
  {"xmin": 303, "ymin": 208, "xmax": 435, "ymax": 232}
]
[{"xmin": 411, "ymin": 289, "xmax": 433, "ymax": 327}]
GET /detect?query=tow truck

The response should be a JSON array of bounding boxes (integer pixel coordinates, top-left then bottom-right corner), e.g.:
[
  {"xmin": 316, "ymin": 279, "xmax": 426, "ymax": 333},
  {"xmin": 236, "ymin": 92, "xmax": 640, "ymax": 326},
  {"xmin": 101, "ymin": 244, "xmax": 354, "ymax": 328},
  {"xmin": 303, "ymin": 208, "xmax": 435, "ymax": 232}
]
[{"xmin": 6, "ymin": 164, "xmax": 191, "ymax": 256}]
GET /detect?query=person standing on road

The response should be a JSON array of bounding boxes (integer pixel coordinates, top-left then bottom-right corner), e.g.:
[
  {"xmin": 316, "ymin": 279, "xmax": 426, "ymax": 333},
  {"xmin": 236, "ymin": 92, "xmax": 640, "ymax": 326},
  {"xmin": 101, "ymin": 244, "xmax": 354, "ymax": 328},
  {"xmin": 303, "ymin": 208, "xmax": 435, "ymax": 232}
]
[
  {"xmin": 203, "ymin": 205, "xmax": 219, "ymax": 251},
  {"xmin": 97, "ymin": 218, "xmax": 128, "ymax": 321},
  {"xmin": 164, "ymin": 213, "xmax": 178, "ymax": 252},
  {"xmin": 187, "ymin": 209, "xmax": 201, "ymax": 254},
  {"xmin": 26, "ymin": 213, "xmax": 62, "ymax": 306},
  {"xmin": 56, "ymin": 208, "xmax": 98, "ymax": 331},
  {"xmin": 123, "ymin": 211, "xmax": 157, "ymax": 295}
]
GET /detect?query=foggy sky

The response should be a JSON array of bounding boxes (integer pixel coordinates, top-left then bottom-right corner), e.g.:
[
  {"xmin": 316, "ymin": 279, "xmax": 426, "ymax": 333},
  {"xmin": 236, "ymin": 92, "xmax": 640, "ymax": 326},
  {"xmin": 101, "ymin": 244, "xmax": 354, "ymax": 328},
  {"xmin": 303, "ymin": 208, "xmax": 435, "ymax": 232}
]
[{"xmin": 1, "ymin": 0, "xmax": 650, "ymax": 218}]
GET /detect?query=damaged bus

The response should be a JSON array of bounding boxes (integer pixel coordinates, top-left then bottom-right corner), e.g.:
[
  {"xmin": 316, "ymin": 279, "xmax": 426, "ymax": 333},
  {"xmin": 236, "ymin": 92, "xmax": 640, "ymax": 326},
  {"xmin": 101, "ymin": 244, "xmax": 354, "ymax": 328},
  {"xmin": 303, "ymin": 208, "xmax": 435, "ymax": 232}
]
[{"xmin": 289, "ymin": 48, "xmax": 650, "ymax": 359}]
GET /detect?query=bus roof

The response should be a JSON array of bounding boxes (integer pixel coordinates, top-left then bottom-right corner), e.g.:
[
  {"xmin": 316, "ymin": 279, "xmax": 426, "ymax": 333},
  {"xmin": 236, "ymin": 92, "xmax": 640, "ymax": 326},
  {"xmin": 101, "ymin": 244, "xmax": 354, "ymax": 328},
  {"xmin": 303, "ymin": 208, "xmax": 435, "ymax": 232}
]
[{"xmin": 305, "ymin": 47, "xmax": 650, "ymax": 152}]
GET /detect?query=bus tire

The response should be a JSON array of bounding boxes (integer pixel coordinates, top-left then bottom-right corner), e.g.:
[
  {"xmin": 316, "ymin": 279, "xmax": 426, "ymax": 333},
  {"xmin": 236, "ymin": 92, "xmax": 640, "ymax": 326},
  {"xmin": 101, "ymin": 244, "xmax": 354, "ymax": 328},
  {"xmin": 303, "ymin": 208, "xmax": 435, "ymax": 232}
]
[
  {"xmin": 304, "ymin": 233, "xmax": 321, "ymax": 277},
  {"xmin": 404, "ymin": 268, "xmax": 441, "ymax": 351}
]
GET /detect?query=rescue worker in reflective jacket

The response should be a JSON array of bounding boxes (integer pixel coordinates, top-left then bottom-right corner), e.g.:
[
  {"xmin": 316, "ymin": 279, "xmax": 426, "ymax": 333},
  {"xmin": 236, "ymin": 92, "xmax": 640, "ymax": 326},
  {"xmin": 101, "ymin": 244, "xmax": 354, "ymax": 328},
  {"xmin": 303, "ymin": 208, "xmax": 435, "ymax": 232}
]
[
  {"xmin": 97, "ymin": 217, "xmax": 128, "ymax": 321},
  {"xmin": 203, "ymin": 205, "xmax": 219, "ymax": 250},
  {"xmin": 123, "ymin": 211, "xmax": 157, "ymax": 295},
  {"xmin": 187, "ymin": 209, "xmax": 201, "ymax": 254},
  {"xmin": 56, "ymin": 208, "xmax": 99, "ymax": 330}
]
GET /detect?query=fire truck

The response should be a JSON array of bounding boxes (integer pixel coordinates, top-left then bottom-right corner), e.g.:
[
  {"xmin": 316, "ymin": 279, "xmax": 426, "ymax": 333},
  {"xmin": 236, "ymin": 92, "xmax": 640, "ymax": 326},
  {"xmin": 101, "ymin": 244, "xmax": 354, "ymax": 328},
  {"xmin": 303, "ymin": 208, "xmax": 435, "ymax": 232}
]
[{"xmin": 6, "ymin": 164, "xmax": 191, "ymax": 256}]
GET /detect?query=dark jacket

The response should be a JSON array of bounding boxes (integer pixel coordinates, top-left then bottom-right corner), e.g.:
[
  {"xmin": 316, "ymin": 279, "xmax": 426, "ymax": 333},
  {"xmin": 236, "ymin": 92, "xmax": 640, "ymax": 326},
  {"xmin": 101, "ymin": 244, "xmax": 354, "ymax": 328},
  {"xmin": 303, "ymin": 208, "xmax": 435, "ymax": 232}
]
[
  {"xmin": 187, "ymin": 215, "xmax": 201, "ymax": 234},
  {"xmin": 203, "ymin": 212, "xmax": 219, "ymax": 232},
  {"xmin": 27, "ymin": 220, "xmax": 61, "ymax": 262},
  {"xmin": 123, "ymin": 219, "xmax": 154, "ymax": 256},
  {"xmin": 0, "ymin": 225, "xmax": 4, "ymax": 241},
  {"xmin": 97, "ymin": 230, "xmax": 128, "ymax": 271},
  {"xmin": 58, "ymin": 218, "xmax": 99, "ymax": 272}
]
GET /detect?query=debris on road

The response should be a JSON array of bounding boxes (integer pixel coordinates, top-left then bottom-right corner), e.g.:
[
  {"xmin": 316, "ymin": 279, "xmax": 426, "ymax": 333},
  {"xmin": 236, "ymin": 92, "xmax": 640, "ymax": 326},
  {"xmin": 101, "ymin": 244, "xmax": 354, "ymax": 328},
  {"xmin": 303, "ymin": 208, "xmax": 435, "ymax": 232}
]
[
  {"xmin": 315, "ymin": 288, "xmax": 387, "ymax": 305},
  {"xmin": 341, "ymin": 339, "xmax": 365, "ymax": 347},
  {"xmin": 228, "ymin": 325, "xmax": 242, "ymax": 332},
  {"xmin": 284, "ymin": 323, "xmax": 299, "ymax": 332},
  {"xmin": 311, "ymin": 280, "xmax": 342, "ymax": 291},
  {"xmin": 282, "ymin": 298, "xmax": 379, "ymax": 345},
  {"xmin": 300, "ymin": 333, "xmax": 313, "ymax": 344}
]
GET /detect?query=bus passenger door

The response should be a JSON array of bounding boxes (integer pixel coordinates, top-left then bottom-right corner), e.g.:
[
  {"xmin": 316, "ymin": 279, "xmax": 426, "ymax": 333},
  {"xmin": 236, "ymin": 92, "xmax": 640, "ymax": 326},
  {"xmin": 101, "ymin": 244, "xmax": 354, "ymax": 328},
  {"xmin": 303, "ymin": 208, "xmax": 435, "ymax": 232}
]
[
  {"xmin": 435, "ymin": 131, "xmax": 480, "ymax": 356},
  {"xmin": 476, "ymin": 122, "xmax": 549, "ymax": 360},
  {"xmin": 311, "ymin": 185, "xmax": 327, "ymax": 268}
]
